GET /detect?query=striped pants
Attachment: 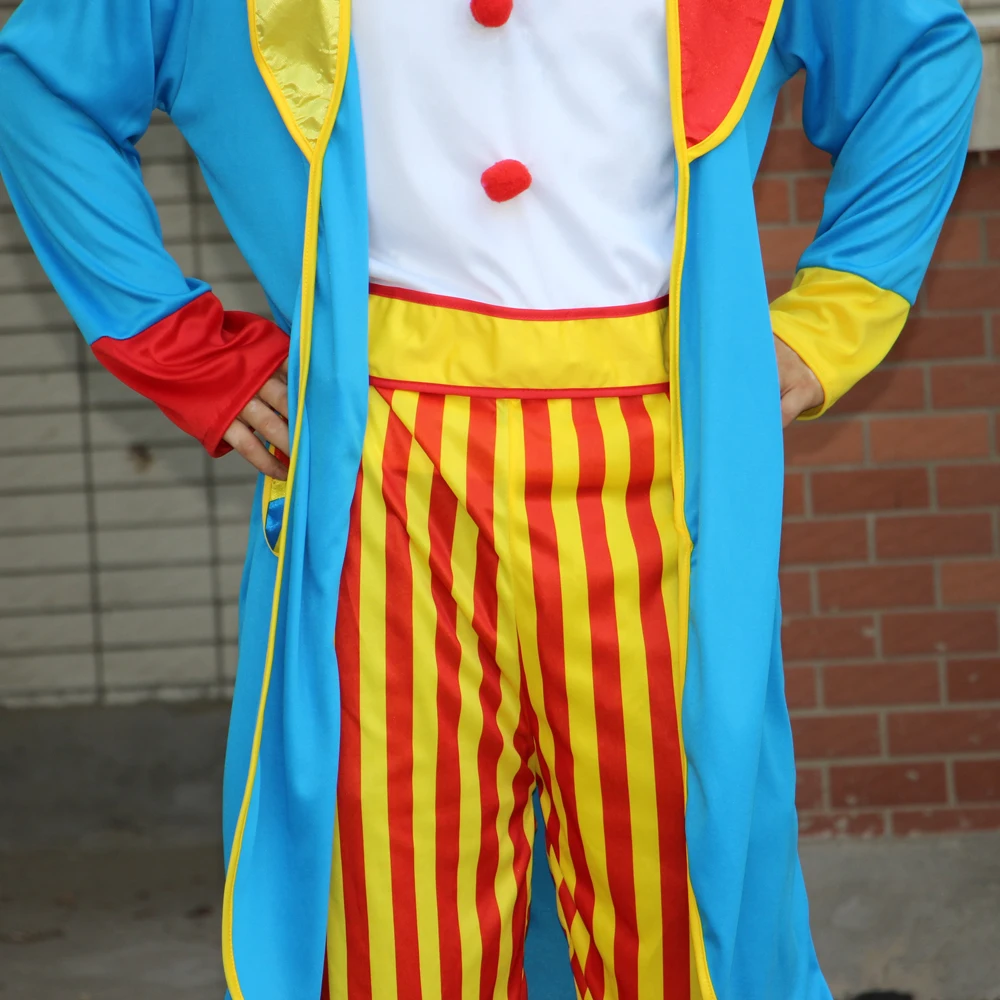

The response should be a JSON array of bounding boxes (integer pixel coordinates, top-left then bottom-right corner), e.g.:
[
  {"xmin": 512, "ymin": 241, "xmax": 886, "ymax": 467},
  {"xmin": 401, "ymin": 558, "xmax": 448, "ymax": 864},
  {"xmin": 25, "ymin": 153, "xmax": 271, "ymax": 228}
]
[{"xmin": 324, "ymin": 372, "xmax": 690, "ymax": 999}]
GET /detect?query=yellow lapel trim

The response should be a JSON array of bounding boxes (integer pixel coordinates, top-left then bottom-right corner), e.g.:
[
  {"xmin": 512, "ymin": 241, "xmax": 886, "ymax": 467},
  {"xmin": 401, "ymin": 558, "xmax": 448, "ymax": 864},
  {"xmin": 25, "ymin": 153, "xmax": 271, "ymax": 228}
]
[{"xmin": 666, "ymin": 0, "xmax": 720, "ymax": 996}]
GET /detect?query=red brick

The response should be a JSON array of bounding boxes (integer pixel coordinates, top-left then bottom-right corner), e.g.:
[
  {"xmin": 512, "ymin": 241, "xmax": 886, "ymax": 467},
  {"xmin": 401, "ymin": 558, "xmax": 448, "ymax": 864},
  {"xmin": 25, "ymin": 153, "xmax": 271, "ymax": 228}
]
[
  {"xmin": 987, "ymin": 217, "xmax": 1000, "ymax": 260},
  {"xmin": 870, "ymin": 414, "xmax": 991, "ymax": 462},
  {"xmin": 785, "ymin": 666, "xmax": 817, "ymax": 709},
  {"xmin": 942, "ymin": 561, "xmax": 1000, "ymax": 606},
  {"xmin": 818, "ymin": 565, "xmax": 935, "ymax": 612},
  {"xmin": 930, "ymin": 216, "xmax": 983, "ymax": 264},
  {"xmin": 823, "ymin": 662, "xmax": 940, "ymax": 708},
  {"xmin": 811, "ymin": 468, "xmax": 930, "ymax": 515},
  {"xmin": 882, "ymin": 610, "xmax": 998, "ymax": 657},
  {"xmin": 931, "ymin": 362, "xmax": 1000, "ymax": 409},
  {"xmin": 954, "ymin": 759, "xmax": 1000, "ymax": 803},
  {"xmin": 760, "ymin": 225, "xmax": 815, "ymax": 272},
  {"xmin": 767, "ymin": 275, "xmax": 792, "ymax": 301},
  {"xmin": 937, "ymin": 464, "xmax": 1000, "ymax": 508},
  {"xmin": 794, "ymin": 176, "xmax": 828, "ymax": 223},
  {"xmin": 797, "ymin": 767, "xmax": 824, "ymax": 810},
  {"xmin": 784, "ymin": 472, "xmax": 806, "ymax": 517},
  {"xmin": 781, "ymin": 73, "xmax": 806, "ymax": 128},
  {"xmin": 888, "ymin": 314, "xmax": 985, "ymax": 362},
  {"xmin": 759, "ymin": 129, "xmax": 831, "ymax": 172},
  {"xmin": 931, "ymin": 363, "xmax": 1000, "ymax": 409},
  {"xmin": 830, "ymin": 763, "xmax": 947, "ymax": 808},
  {"xmin": 835, "ymin": 366, "xmax": 926, "ymax": 414},
  {"xmin": 951, "ymin": 161, "xmax": 1000, "ymax": 212},
  {"xmin": 792, "ymin": 713, "xmax": 881, "ymax": 759},
  {"xmin": 799, "ymin": 812, "xmax": 886, "ymax": 837},
  {"xmin": 784, "ymin": 419, "xmax": 865, "ymax": 467},
  {"xmin": 948, "ymin": 658, "xmax": 1000, "ymax": 702},
  {"xmin": 888, "ymin": 708, "xmax": 1000, "ymax": 754},
  {"xmin": 893, "ymin": 807, "xmax": 1000, "ymax": 835},
  {"xmin": 754, "ymin": 178, "xmax": 791, "ymax": 224},
  {"xmin": 876, "ymin": 513, "xmax": 993, "ymax": 560},
  {"xmin": 782, "ymin": 616, "xmax": 875, "ymax": 661},
  {"xmin": 780, "ymin": 569, "xmax": 812, "ymax": 615},
  {"xmin": 781, "ymin": 518, "xmax": 869, "ymax": 566},
  {"xmin": 925, "ymin": 268, "xmax": 1000, "ymax": 310}
]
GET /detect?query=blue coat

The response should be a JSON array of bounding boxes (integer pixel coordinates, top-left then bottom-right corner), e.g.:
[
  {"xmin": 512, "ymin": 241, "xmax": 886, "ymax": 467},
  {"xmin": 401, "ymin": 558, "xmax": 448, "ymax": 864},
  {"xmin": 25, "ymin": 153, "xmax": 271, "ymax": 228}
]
[{"xmin": 0, "ymin": 1, "xmax": 980, "ymax": 997}]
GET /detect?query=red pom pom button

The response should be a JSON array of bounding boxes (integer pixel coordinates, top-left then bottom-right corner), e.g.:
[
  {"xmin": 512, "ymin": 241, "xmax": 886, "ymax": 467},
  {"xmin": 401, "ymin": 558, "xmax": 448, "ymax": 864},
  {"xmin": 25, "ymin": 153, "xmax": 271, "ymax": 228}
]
[
  {"xmin": 470, "ymin": 0, "xmax": 513, "ymax": 28},
  {"xmin": 481, "ymin": 159, "xmax": 532, "ymax": 203}
]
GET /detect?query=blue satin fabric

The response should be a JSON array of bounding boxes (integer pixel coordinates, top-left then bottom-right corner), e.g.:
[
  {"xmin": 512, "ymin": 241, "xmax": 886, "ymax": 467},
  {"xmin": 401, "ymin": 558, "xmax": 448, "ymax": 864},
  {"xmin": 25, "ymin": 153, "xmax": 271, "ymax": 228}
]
[
  {"xmin": 264, "ymin": 496, "xmax": 284, "ymax": 553},
  {"xmin": 0, "ymin": 0, "xmax": 980, "ymax": 998}
]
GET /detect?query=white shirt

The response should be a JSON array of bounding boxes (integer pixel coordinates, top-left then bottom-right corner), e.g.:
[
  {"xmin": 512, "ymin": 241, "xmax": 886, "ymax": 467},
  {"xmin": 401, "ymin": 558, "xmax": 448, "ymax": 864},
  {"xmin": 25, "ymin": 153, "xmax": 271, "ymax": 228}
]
[{"xmin": 351, "ymin": 0, "xmax": 676, "ymax": 311}]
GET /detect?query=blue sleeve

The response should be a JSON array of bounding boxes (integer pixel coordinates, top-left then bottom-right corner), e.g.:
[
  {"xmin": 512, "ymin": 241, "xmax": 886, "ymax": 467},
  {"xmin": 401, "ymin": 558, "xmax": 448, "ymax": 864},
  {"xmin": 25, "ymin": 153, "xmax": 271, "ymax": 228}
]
[
  {"xmin": 768, "ymin": 0, "xmax": 981, "ymax": 415},
  {"xmin": 0, "ymin": 0, "xmax": 207, "ymax": 344},
  {"xmin": 0, "ymin": 0, "xmax": 292, "ymax": 456},
  {"xmin": 773, "ymin": 0, "xmax": 981, "ymax": 304}
]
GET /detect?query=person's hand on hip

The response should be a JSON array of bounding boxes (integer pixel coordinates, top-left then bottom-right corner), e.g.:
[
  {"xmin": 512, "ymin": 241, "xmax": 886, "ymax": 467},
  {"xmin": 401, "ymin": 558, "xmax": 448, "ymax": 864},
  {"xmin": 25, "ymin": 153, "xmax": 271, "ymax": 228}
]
[
  {"xmin": 223, "ymin": 360, "xmax": 291, "ymax": 480},
  {"xmin": 774, "ymin": 336, "xmax": 824, "ymax": 427}
]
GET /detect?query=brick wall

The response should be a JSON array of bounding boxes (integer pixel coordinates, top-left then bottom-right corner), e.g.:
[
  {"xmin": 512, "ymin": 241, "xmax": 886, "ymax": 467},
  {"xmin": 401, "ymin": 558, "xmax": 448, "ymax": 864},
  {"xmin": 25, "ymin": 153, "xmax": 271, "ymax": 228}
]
[
  {"xmin": 761, "ymin": 77, "xmax": 1000, "ymax": 837},
  {"xmin": 0, "ymin": 2, "xmax": 996, "ymax": 836}
]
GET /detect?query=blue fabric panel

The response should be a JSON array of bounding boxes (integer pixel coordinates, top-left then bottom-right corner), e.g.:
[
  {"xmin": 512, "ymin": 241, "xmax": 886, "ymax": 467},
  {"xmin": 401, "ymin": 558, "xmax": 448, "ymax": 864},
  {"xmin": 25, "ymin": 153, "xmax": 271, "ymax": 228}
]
[
  {"xmin": 0, "ymin": 0, "xmax": 208, "ymax": 342},
  {"xmin": 678, "ymin": 43, "xmax": 832, "ymax": 1000},
  {"xmin": 681, "ymin": 125, "xmax": 829, "ymax": 1000},
  {"xmin": 226, "ymin": 48, "xmax": 370, "ymax": 1000},
  {"xmin": 773, "ymin": 0, "xmax": 981, "ymax": 303},
  {"xmin": 524, "ymin": 792, "xmax": 577, "ymax": 999}
]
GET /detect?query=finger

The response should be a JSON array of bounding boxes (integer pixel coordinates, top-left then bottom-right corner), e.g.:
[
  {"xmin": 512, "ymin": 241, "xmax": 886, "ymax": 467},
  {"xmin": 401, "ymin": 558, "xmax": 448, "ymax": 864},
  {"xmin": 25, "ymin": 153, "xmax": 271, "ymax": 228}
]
[
  {"xmin": 278, "ymin": 359, "xmax": 289, "ymax": 381},
  {"xmin": 223, "ymin": 420, "xmax": 288, "ymax": 480},
  {"xmin": 774, "ymin": 336, "xmax": 824, "ymax": 412},
  {"xmin": 781, "ymin": 385, "xmax": 815, "ymax": 428},
  {"xmin": 240, "ymin": 397, "xmax": 291, "ymax": 457},
  {"xmin": 257, "ymin": 376, "xmax": 290, "ymax": 421}
]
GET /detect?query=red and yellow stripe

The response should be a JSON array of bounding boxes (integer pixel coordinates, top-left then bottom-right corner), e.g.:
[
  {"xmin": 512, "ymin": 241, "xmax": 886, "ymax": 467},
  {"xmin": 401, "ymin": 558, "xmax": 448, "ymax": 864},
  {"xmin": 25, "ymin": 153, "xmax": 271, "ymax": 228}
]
[{"xmin": 327, "ymin": 289, "xmax": 689, "ymax": 998}]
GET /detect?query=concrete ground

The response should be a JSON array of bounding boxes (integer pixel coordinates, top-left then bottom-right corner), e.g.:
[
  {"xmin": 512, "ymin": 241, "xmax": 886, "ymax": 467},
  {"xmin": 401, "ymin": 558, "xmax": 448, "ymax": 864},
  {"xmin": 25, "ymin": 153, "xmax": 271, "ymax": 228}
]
[{"xmin": 1, "ymin": 835, "xmax": 999, "ymax": 1000}]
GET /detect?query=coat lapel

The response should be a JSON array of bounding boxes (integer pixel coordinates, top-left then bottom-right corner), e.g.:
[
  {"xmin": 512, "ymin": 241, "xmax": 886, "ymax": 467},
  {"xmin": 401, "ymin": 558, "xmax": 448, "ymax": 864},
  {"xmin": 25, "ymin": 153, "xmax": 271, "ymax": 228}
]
[
  {"xmin": 673, "ymin": 0, "xmax": 785, "ymax": 158},
  {"xmin": 248, "ymin": 0, "xmax": 348, "ymax": 160}
]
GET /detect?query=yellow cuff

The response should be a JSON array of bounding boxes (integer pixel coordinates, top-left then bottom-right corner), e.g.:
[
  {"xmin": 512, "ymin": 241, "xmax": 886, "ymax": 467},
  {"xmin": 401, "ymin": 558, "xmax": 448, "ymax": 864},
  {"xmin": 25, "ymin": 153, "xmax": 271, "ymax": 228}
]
[{"xmin": 770, "ymin": 266, "xmax": 910, "ymax": 419}]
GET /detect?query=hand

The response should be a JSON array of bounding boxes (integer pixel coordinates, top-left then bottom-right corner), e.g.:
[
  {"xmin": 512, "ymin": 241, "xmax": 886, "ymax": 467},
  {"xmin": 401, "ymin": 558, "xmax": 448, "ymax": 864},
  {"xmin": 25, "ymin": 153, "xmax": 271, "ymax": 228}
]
[
  {"xmin": 222, "ymin": 360, "xmax": 291, "ymax": 480},
  {"xmin": 774, "ymin": 336, "xmax": 824, "ymax": 427}
]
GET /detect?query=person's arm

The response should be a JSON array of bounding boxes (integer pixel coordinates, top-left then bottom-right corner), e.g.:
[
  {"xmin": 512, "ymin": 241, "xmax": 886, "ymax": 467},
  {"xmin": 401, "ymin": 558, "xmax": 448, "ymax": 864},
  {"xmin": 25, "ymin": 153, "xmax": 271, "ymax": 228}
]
[
  {"xmin": 769, "ymin": 0, "xmax": 982, "ymax": 418},
  {"xmin": 0, "ymin": 0, "xmax": 290, "ymax": 473}
]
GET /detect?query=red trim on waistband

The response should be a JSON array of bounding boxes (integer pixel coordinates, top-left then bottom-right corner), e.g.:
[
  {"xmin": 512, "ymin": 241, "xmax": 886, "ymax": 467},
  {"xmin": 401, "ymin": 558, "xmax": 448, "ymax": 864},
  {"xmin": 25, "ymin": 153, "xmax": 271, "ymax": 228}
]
[
  {"xmin": 369, "ymin": 376, "xmax": 670, "ymax": 400},
  {"xmin": 368, "ymin": 284, "xmax": 670, "ymax": 322}
]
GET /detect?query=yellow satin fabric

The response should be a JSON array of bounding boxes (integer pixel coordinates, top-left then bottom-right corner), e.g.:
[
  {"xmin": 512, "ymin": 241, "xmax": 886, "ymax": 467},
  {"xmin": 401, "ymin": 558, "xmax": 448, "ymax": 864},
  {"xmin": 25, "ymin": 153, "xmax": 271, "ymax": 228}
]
[
  {"xmin": 368, "ymin": 292, "xmax": 671, "ymax": 392},
  {"xmin": 250, "ymin": 0, "xmax": 342, "ymax": 157},
  {"xmin": 770, "ymin": 266, "xmax": 910, "ymax": 418}
]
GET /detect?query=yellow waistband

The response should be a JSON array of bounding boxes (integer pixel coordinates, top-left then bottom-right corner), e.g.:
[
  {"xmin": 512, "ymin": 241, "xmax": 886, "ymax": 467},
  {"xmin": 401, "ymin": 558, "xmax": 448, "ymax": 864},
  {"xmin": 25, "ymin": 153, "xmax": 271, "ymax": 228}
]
[{"xmin": 368, "ymin": 285, "xmax": 670, "ymax": 395}]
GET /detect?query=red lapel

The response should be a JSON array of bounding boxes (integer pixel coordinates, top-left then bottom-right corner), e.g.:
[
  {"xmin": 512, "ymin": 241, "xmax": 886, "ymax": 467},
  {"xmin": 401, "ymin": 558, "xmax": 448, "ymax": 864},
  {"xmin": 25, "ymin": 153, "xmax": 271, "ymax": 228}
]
[{"xmin": 677, "ymin": 0, "xmax": 782, "ymax": 152}]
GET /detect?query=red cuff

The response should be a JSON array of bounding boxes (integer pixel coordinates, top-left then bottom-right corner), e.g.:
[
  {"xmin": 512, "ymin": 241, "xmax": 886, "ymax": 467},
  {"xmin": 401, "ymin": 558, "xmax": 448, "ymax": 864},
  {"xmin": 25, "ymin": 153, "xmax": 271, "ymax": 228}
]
[{"xmin": 92, "ymin": 293, "xmax": 290, "ymax": 457}]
